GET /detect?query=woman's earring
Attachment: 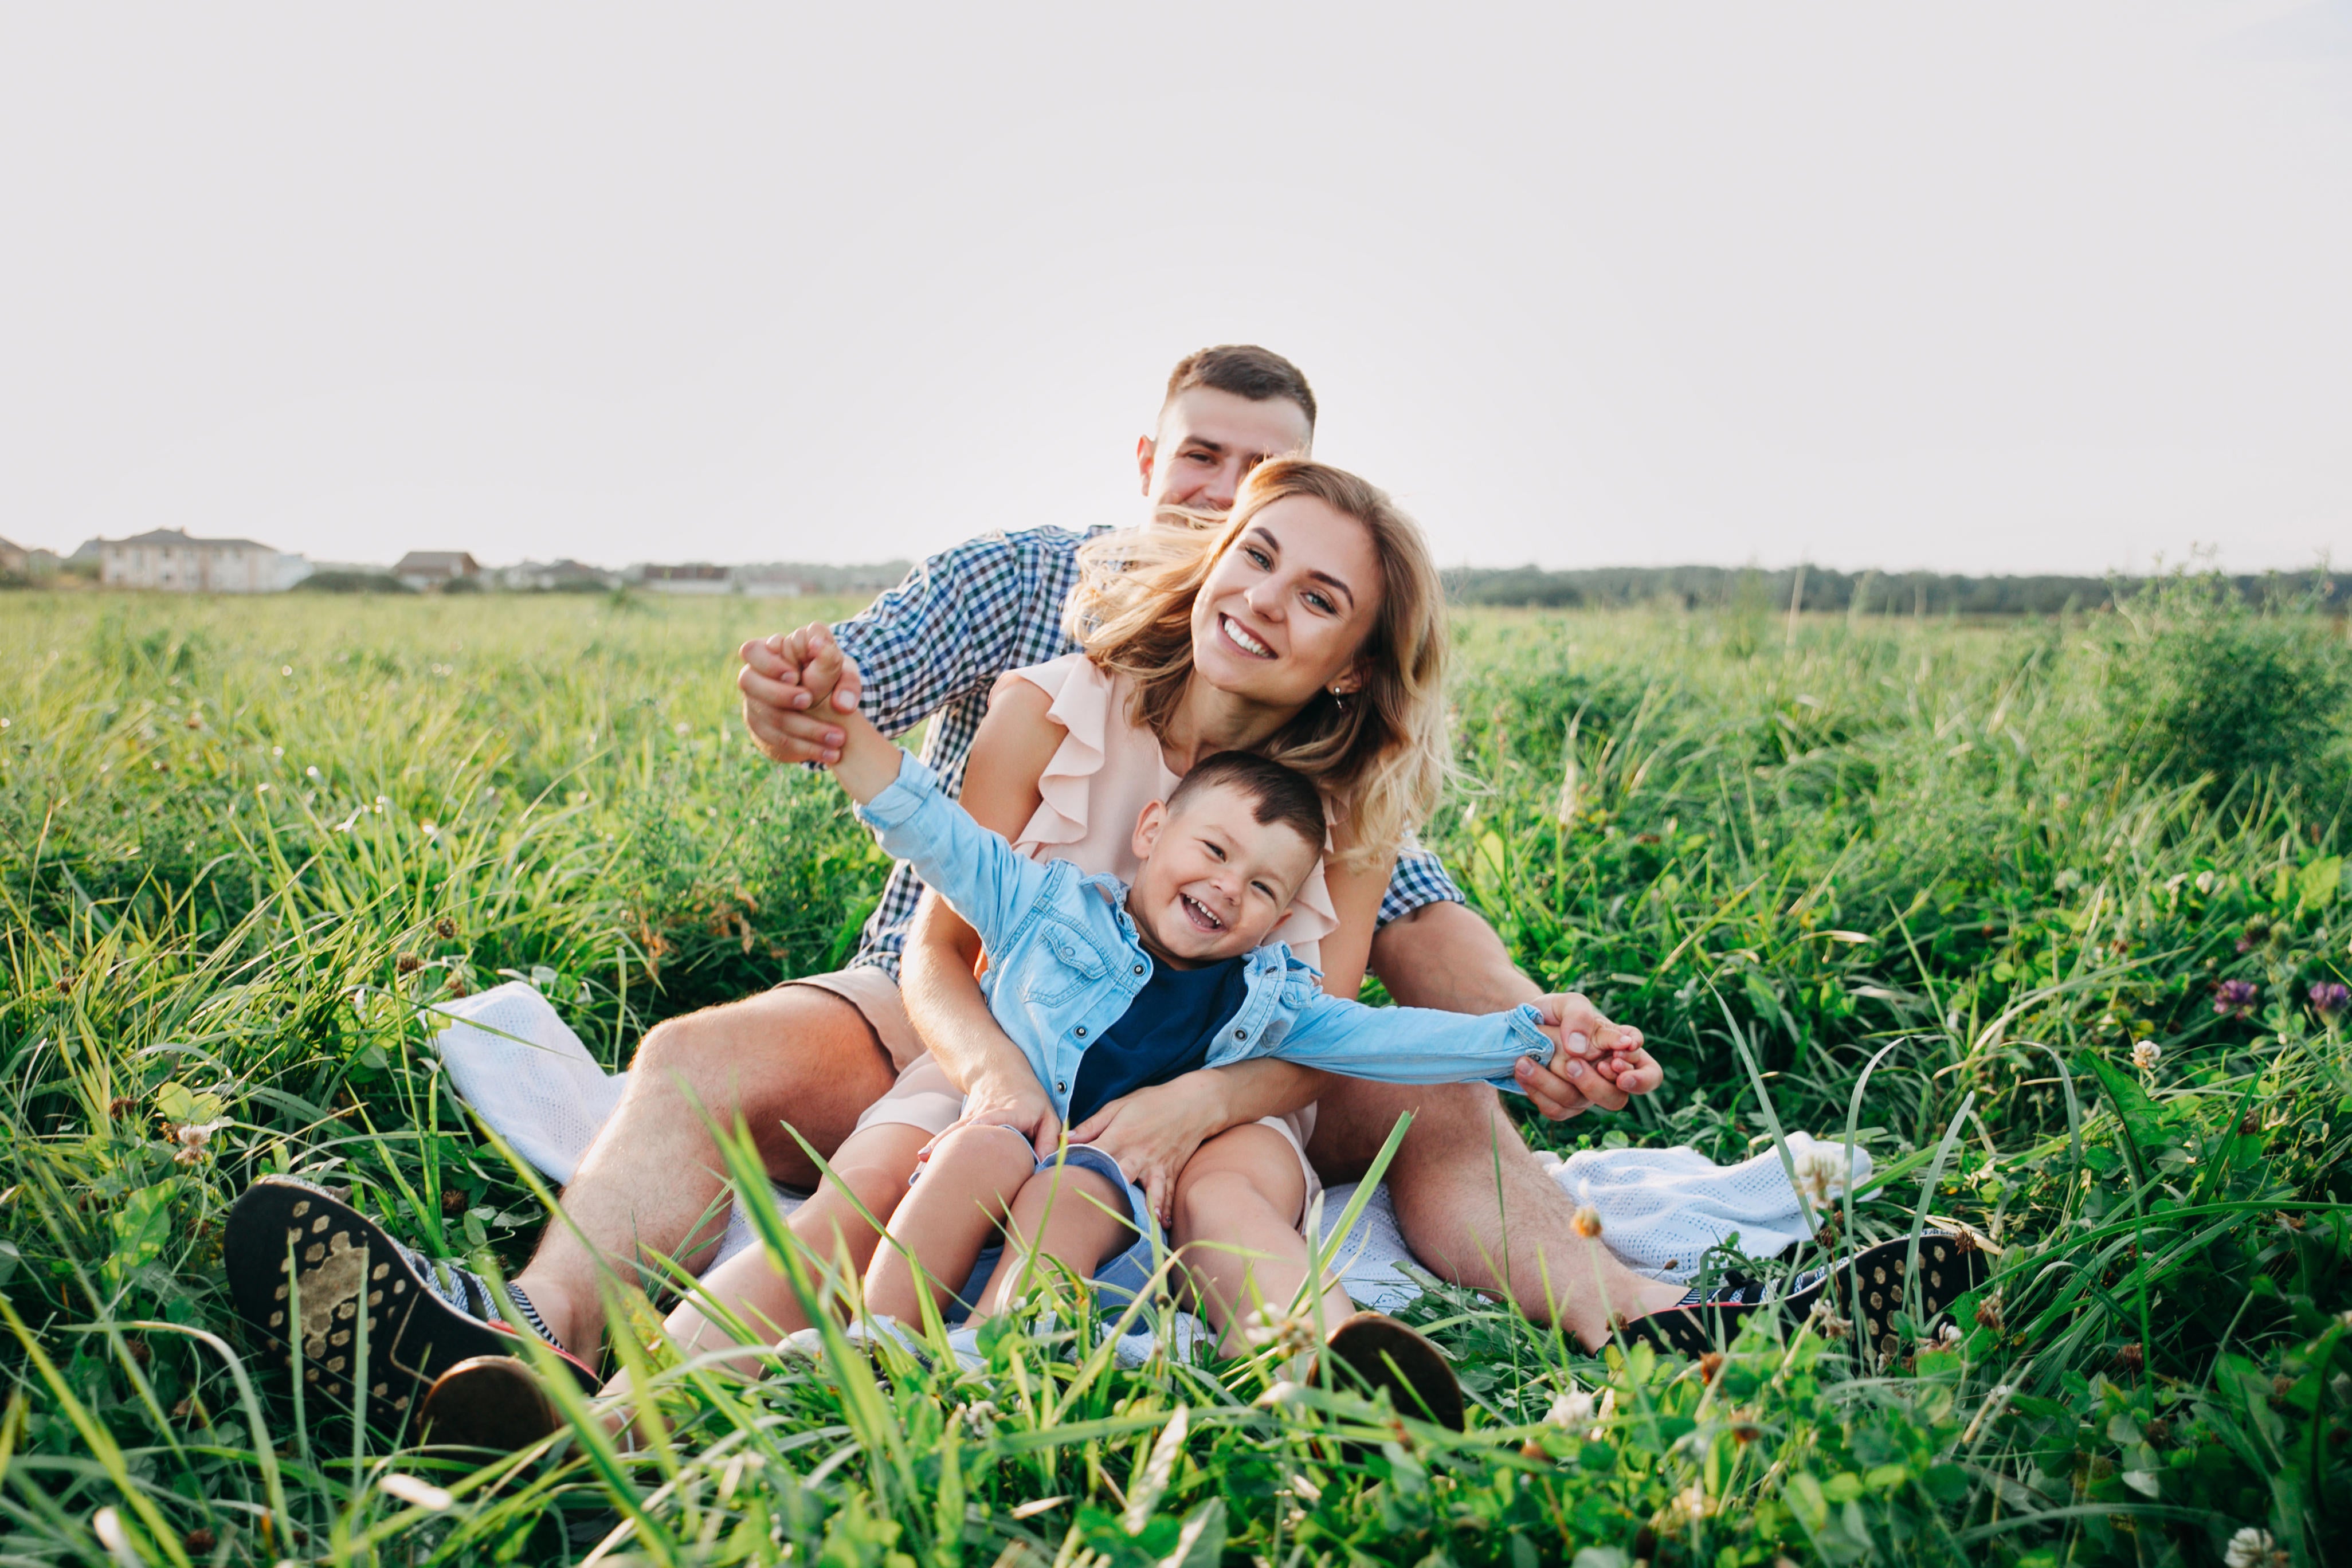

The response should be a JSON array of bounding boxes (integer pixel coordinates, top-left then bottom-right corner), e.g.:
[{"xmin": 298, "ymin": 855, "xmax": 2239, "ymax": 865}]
[{"xmin": 1328, "ymin": 685, "xmax": 1350, "ymax": 709}]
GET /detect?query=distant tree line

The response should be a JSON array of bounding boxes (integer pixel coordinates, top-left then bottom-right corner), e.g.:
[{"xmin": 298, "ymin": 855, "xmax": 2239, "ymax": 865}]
[{"xmin": 1444, "ymin": 564, "xmax": 2347, "ymax": 617}]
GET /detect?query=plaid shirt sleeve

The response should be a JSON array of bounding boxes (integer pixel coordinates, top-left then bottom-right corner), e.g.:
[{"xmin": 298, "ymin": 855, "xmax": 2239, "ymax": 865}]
[
  {"xmin": 1380, "ymin": 835, "xmax": 1469, "ymax": 925},
  {"xmin": 831, "ymin": 527, "xmax": 1100, "ymax": 740}
]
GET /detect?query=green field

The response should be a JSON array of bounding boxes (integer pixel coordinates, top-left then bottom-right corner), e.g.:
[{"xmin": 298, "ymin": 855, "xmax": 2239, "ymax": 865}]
[{"xmin": 3, "ymin": 585, "xmax": 2348, "ymax": 1567}]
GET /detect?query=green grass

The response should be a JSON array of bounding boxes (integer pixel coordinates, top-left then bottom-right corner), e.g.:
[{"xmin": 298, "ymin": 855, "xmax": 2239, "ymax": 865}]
[{"xmin": 2, "ymin": 586, "xmax": 2347, "ymax": 1567}]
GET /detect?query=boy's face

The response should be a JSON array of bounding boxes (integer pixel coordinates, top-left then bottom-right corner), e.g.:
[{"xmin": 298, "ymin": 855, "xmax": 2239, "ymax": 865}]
[{"xmin": 1126, "ymin": 781, "xmax": 1320, "ymax": 965}]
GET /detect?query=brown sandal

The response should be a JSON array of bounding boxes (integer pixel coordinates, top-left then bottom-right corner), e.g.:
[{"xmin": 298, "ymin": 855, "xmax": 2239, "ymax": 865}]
[{"xmin": 1311, "ymin": 1311, "xmax": 1466, "ymax": 1431}]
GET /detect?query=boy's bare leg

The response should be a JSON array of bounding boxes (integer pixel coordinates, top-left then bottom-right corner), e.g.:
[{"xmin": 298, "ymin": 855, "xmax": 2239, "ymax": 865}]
[
  {"xmin": 650, "ymin": 1121, "xmax": 934, "ymax": 1377},
  {"xmin": 971, "ymin": 1164, "xmax": 1134, "ymax": 1319},
  {"xmin": 511, "ymin": 985, "xmax": 900, "ymax": 1360},
  {"xmin": 864, "ymin": 1123, "xmax": 1036, "ymax": 1322},
  {"xmin": 1171, "ymin": 1124, "xmax": 1354, "ymax": 1355}
]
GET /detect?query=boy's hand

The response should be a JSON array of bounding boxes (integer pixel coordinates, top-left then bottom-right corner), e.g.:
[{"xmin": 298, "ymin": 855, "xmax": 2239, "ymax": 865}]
[
  {"xmin": 738, "ymin": 624, "xmax": 863, "ymax": 766},
  {"xmin": 1518, "ymin": 993, "xmax": 1663, "ymax": 1119}
]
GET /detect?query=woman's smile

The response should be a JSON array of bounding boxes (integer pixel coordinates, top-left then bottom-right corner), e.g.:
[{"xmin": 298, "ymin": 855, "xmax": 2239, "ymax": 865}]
[{"xmin": 1217, "ymin": 614, "xmax": 1277, "ymax": 660}]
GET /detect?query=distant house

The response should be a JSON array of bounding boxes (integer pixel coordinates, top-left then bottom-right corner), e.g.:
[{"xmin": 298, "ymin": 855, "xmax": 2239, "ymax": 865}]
[
  {"xmin": 394, "ymin": 551, "xmax": 481, "ymax": 591},
  {"xmin": 634, "ymin": 563, "xmax": 735, "ymax": 595},
  {"xmin": 733, "ymin": 565, "xmax": 814, "ymax": 598},
  {"xmin": 100, "ymin": 529, "xmax": 291, "ymax": 593},
  {"xmin": 0, "ymin": 536, "xmax": 26, "ymax": 577},
  {"xmin": 500, "ymin": 558, "xmax": 614, "ymax": 592}
]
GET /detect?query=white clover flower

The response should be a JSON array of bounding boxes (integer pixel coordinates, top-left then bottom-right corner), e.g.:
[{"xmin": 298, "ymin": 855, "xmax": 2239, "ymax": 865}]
[
  {"xmin": 2132, "ymin": 1040, "xmax": 2162, "ymax": 1071},
  {"xmin": 2196, "ymin": 871, "xmax": 2215, "ymax": 894},
  {"xmin": 1545, "ymin": 1387, "xmax": 1597, "ymax": 1429},
  {"xmin": 1794, "ymin": 1143, "xmax": 1851, "ymax": 1205},
  {"xmin": 2223, "ymin": 1528, "xmax": 2275, "ymax": 1568}
]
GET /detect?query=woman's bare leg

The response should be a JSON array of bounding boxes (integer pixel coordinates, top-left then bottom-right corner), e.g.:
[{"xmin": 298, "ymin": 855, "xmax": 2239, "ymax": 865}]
[
  {"xmin": 1171, "ymin": 1124, "xmax": 1354, "ymax": 1355},
  {"xmin": 863, "ymin": 1123, "xmax": 1037, "ymax": 1322},
  {"xmin": 971, "ymin": 1163, "xmax": 1134, "ymax": 1320}
]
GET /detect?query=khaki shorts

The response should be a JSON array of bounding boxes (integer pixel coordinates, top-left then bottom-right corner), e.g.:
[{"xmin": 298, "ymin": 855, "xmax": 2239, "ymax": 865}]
[
  {"xmin": 853, "ymin": 1055, "xmax": 1324, "ymax": 1226},
  {"xmin": 782, "ymin": 965, "xmax": 927, "ymax": 1072}
]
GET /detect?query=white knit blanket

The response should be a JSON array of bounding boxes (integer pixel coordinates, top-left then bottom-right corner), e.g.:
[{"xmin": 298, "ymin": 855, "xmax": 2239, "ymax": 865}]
[{"xmin": 425, "ymin": 982, "xmax": 1871, "ymax": 1313}]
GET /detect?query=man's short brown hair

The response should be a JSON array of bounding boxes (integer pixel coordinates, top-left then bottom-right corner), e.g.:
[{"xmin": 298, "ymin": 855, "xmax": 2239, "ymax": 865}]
[{"xmin": 1163, "ymin": 344, "xmax": 1316, "ymax": 431}]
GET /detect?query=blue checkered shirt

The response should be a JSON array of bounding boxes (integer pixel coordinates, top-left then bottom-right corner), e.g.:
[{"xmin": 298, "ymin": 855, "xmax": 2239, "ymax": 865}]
[{"xmin": 830, "ymin": 525, "xmax": 1467, "ymax": 980}]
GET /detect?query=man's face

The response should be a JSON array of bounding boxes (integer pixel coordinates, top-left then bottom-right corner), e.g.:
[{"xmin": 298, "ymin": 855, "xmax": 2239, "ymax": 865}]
[
  {"xmin": 1125, "ymin": 783, "xmax": 1319, "ymax": 965},
  {"xmin": 1138, "ymin": 387, "xmax": 1314, "ymax": 511}
]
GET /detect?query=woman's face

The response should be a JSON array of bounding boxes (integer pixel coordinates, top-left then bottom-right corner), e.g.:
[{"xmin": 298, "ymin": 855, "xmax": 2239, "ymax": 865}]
[{"xmin": 1189, "ymin": 493, "xmax": 1385, "ymax": 710}]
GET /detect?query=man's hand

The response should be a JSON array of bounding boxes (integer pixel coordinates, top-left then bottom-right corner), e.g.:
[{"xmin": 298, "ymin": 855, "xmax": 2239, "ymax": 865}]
[
  {"xmin": 927, "ymin": 1066, "xmax": 1062, "ymax": 1164},
  {"xmin": 1517, "ymin": 993, "xmax": 1665, "ymax": 1120},
  {"xmin": 738, "ymin": 626, "xmax": 864, "ymax": 767},
  {"xmin": 1066, "ymin": 1072, "xmax": 1234, "ymax": 1226}
]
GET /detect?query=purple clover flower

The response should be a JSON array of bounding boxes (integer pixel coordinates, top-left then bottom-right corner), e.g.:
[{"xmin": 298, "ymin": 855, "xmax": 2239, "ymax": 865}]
[
  {"xmin": 2213, "ymin": 979, "xmax": 2260, "ymax": 1018},
  {"xmin": 2310, "ymin": 981, "xmax": 2350, "ymax": 1020}
]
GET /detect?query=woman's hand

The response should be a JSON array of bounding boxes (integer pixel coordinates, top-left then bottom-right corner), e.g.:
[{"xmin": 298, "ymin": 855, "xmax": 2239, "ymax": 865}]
[
  {"xmin": 1066, "ymin": 1071, "xmax": 1236, "ymax": 1226},
  {"xmin": 1516, "ymin": 992, "xmax": 1664, "ymax": 1119},
  {"xmin": 930, "ymin": 1063, "xmax": 1063, "ymax": 1163}
]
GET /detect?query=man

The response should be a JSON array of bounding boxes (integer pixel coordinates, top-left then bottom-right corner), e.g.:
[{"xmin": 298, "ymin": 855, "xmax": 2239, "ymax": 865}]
[{"xmin": 225, "ymin": 347, "xmax": 1681, "ymax": 1425}]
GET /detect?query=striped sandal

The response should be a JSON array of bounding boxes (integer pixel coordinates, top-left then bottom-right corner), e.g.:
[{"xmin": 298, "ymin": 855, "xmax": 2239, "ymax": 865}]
[{"xmin": 224, "ymin": 1176, "xmax": 597, "ymax": 1433}]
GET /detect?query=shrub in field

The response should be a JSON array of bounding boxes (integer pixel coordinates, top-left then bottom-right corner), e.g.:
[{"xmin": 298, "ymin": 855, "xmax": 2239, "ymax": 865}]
[{"xmin": 2104, "ymin": 570, "xmax": 2352, "ymax": 807}]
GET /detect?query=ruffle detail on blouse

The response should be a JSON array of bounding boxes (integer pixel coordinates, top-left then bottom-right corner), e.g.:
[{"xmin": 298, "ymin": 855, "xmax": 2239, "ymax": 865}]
[
  {"xmin": 991, "ymin": 653, "xmax": 1339, "ymax": 957},
  {"xmin": 995, "ymin": 654, "xmax": 1111, "ymax": 857}
]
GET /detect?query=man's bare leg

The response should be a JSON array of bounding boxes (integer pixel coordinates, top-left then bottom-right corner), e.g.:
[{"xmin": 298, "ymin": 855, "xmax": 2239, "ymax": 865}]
[
  {"xmin": 513, "ymin": 985, "xmax": 899, "ymax": 1359},
  {"xmin": 1306, "ymin": 1077, "xmax": 1684, "ymax": 1349}
]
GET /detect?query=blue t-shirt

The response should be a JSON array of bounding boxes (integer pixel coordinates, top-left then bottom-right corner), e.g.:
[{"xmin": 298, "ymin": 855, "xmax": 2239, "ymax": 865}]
[{"xmin": 1067, "ymin": 955, "xmax": 1252, "ymax": 1125}]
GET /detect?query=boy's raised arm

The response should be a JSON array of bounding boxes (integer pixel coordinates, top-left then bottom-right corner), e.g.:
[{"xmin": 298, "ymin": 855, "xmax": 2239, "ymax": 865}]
[{"xmin": 798, "ymin": 632, "xmax": 1053, "ymax": 952}]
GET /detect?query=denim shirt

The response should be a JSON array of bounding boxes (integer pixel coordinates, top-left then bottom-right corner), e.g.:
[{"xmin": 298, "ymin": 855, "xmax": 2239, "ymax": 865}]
[{"xmin": 854, "ymin": 753, "xmax": 1557, "ymax": 1123}]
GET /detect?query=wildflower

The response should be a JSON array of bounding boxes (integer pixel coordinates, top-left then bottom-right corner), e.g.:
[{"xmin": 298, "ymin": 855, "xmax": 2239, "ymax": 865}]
[
  {"xmin": 2213, "ymin": 979, "xmax": 2259, "ymax": 1018},
  {"xmin": 377, "ymin": 1473, "xmax": 454, "ymax": 1511},
  {"xmin": 1544, "ymin": 1387, "xmax": 1597, "ymax": 1429},
  {"xmin": 172, "ymin": 1119, "xmax": 229, "ymax": 1167},
  {"xmin": 1974, "ymin": 1293, "xmax": 2005, "ymax": 1333},
  {"xmin": 1698, "ymin": 1351, "xmax": 1726, "ymax": 1384},
  {"xmin": 1937, "ymin": 1322, "xmax": 1963, "ymax": 1347},
  {"xmin": 958, "ymin": 1399, "xmax": 1000, "ymax": 1437},
  {"xmin": 2131, "ymin": 1039, "xmax": 2162, "ymax": 1071},
  {"xmin": 1793, "ymin": 1143, "xmax": 1851, "ymax": 1206},
  {"xmin": 1570, "ymin": 1205, "xmax": 1605, "ymax": 1239},
  {"xmin": 2196, "ymin": 870, "xmax": 2215, "ymax": 893},
  {"xmin": 2223, "ymin": 1528, "xmax": 2276, "ymax": 1568},
  {"xmin": 2112, "ymin": 1342, "xmax": 2144, "ymax": 1374},
  {"xmin": 1805, "ymin": 1301, "xmax": 1851, "ymax": 1340},
  {"xmin": 2310, "ymin": 981, "xmax": 2349, "ymax": 1020}
]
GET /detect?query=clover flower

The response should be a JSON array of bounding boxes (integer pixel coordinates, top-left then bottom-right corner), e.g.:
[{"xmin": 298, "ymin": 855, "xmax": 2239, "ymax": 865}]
[
  {"xmin": 2131, "ymin": 1040, "xmax": 2162, "ymax": 1071},
  {"xmin": 2223, "ymin": 1527, "xmax": 2279, "ymax": 1568},
  {"xmin": 2213, "ymin": 979, "xmax": 2259, "ymax": 1018},
  {"xmin": 1544, "ymin": 1387, "xmax": 1597, "ymax": 1429},
  {"xmin": 2309, "ymin": 981, "xmax": 2349, "ymax": 1020},
  {"xmin": 1570, "ymin": 1206, "xmax": 1605, "ymax": 1239},
  {"xmin": 1793, "ymin": 1143, "xmax": 1853, "ymax": 1206}
]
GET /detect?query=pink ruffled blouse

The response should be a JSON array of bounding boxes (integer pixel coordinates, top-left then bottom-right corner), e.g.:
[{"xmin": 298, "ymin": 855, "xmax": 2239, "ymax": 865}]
[{"xmin": 993, "ymin": 653, "xmax": 1340, "ymax": 968}]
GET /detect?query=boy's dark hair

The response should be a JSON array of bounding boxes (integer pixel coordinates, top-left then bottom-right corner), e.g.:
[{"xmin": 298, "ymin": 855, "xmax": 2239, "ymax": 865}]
[
  {"xmin": 1165, "ymin": 751, "xmax": 1326, "ymax": 854},
  {"xmin": 1163, "ymin": 344, "xmax": 1317, "ymax": 431}
]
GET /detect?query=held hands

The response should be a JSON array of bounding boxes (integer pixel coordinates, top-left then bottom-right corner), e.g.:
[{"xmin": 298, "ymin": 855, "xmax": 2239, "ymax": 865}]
[
  {"xmin": 738, "ymin": 624, "xmax": 863, "ymax": 767},
  {"xmin": 1516, "ymin": 992, "xmax": 1664, "ymax": 1120}
]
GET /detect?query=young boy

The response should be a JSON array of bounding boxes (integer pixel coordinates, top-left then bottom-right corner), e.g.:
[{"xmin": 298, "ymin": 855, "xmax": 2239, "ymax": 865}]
[{"xmin": 813, "ymin": 687, "xmax": 1635, "ymax": 1368}]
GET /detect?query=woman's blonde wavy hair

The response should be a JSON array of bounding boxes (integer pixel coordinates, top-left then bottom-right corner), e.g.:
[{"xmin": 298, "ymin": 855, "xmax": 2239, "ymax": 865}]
[{"xmin": 1065, "ymin": 458, "xmax": 1452, "ymax": 871}]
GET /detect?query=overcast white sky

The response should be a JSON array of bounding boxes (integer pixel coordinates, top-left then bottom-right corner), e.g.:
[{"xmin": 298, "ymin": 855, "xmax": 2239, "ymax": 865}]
[{"xmin": 4, "ymin": 3, "xmax": 2349, "ymax": 575}]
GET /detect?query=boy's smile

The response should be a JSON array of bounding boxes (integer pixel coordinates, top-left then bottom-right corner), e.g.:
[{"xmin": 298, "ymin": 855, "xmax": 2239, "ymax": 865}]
[{"xmin": 1124, "ymin": 780, "xmax": 1320, "ymax": 967}]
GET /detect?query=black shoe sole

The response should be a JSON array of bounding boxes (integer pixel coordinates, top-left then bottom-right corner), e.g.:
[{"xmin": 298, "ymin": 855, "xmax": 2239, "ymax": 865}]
[
  {"xmin": 1623, "ymin": 1234, "xmax": 1985, "ymax": 1365},
  {"xmin": 222, "ymin": 1176, "xmax": 594, "ymax": 1433}
]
